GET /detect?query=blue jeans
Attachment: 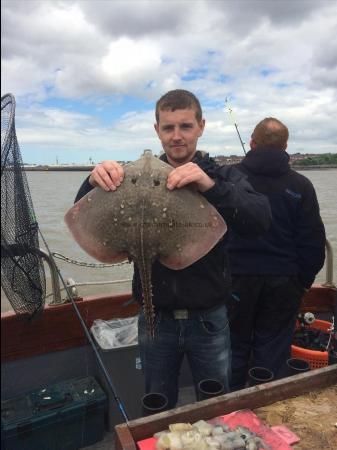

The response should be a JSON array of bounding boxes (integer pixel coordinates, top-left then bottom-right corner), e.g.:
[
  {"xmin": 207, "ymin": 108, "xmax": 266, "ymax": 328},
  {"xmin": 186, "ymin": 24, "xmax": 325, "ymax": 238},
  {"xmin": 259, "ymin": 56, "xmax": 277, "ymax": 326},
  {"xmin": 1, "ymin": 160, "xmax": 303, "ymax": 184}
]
[{"xmin": 138, "ymin": 303, "xmax": 231, "ymax": 409}]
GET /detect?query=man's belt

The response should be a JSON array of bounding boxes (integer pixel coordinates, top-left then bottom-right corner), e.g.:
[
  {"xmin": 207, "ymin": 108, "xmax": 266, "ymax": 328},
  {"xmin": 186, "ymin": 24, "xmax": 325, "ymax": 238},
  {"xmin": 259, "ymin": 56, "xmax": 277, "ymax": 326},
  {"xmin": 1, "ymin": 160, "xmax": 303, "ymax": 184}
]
[{"xmin": 159, "ymin": 303, "xmax": 226, "ymax": 320}]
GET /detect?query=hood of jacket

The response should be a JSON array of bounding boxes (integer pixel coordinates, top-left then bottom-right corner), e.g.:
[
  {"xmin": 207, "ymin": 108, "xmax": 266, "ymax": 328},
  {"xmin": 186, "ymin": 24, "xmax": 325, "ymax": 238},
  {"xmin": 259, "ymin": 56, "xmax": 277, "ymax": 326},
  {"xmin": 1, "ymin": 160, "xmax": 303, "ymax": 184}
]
[{"xmin": 241, "ymin": 148, "xmax": 290, "ymax": 177}]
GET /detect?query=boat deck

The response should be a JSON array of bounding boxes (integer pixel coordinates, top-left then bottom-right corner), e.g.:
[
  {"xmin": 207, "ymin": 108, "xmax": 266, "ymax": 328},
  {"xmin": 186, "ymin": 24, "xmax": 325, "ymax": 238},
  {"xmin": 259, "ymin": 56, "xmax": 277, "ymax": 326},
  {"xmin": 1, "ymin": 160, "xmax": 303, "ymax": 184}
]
[
  {"xmin": 83, "ymin": 432, "xmax": 116, "ymax": 450},
  {"xmin": 2, "ymin": 286, "xmax": 335, "ymax": 450}
]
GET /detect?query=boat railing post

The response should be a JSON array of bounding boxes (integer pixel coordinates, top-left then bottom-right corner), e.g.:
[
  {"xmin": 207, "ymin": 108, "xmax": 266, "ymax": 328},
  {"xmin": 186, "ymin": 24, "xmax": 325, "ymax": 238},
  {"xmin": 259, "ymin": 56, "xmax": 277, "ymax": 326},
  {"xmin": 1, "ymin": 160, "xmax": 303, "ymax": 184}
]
[
  {"xmin": 34, "ymin": 248, "xmax": 63, "ymax": 304},
  {"xmin": 322, "ymin": 239, "xmax": 336, "ymax": 288}
]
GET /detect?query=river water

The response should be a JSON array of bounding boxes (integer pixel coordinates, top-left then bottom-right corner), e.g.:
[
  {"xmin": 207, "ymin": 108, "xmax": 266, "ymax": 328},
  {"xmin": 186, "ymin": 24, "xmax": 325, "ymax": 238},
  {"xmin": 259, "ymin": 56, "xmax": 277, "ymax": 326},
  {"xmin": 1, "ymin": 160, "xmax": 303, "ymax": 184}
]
[{"xmin": 1, "ymin": 169, "xmax": 336, "ymax": 312}]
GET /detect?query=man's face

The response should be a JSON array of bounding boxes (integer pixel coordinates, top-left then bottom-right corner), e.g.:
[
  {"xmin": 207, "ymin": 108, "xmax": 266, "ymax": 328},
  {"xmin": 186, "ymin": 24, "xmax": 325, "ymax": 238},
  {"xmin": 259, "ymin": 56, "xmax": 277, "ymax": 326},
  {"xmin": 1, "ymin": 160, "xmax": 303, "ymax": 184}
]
[{"xmin": 154, "ymin": 108, "xmax": 205, "ymax": 167}]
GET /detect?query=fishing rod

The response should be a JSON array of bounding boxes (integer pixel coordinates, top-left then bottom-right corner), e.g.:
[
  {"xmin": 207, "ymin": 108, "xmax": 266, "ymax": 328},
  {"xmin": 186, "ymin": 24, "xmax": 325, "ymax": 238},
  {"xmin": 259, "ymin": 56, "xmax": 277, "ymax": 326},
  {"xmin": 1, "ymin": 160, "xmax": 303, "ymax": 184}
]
[
  {"xmin": 38, "ymin": 229, "xmax": 130, "ymax": 424},
  {"xmin": 224, "ymin": 98, "xmax": 247, "ymax": 155}
]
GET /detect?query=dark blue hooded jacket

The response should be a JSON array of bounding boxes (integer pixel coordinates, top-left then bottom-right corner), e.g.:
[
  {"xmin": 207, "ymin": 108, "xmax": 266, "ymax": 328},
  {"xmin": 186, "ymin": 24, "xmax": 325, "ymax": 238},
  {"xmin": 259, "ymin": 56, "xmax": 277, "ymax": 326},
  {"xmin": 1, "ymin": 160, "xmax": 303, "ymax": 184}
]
[{"xmin": 227, "ymin": 148, "xmax": 326, "ymax": 288}]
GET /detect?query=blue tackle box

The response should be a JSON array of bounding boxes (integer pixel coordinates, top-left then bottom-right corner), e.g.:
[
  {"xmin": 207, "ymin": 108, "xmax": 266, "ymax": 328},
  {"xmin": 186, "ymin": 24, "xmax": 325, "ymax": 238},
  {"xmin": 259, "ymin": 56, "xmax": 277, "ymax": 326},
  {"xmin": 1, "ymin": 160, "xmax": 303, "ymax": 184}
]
[{"xmin": 1, "ymin": 376, "xmax": 107, "ymax": 450}]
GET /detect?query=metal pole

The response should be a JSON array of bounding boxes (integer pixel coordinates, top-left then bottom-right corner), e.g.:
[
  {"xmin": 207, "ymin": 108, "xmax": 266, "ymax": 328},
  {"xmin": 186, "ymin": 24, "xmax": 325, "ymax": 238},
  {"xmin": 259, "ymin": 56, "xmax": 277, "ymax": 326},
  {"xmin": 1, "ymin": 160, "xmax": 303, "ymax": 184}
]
[
  {"xmin": 234, "ymin": 123, "xmax": 247, "ymax": 155},
  {"xmin": 322, "ymin": 239, "xmax": 336, "ymax": 288},
  {"xmin": 225, "ymin": 99, "xmax": 247, "ymax": 155}
]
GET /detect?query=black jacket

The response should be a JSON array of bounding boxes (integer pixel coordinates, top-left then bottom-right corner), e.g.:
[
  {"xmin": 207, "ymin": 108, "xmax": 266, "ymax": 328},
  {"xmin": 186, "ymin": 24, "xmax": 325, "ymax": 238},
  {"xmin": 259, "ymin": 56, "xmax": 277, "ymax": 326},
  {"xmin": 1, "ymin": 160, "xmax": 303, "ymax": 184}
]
[
  {"xmin": 75, "ymin": 151, "xmax": 271, "ymax": 310},
  {"xmin": 227, "ymin": 148, "xmax": 326, "ymax": 288}
]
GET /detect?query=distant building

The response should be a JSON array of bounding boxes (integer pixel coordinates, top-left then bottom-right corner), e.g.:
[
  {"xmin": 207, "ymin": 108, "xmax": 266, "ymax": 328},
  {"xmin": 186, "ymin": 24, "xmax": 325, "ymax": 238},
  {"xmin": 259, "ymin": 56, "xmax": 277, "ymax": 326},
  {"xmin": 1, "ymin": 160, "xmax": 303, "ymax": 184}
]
[
  {"xmin": 288, "ymin": 153, "xmax": 320, "ymax": 164},
  {"xmin": 211, "ymin": 152, "xmax": 323, "ymax": 166},
  {"xmin": 213, "ymin": 155, "xmax": 243, "ymax": 166}
]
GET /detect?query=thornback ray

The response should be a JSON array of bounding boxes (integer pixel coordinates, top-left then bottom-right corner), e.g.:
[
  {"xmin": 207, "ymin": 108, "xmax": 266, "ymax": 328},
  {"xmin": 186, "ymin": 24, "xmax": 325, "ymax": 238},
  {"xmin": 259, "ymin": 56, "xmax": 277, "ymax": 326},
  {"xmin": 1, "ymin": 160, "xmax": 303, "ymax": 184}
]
[{"xmin": 64, "ymin": 151, "xmax": 227, "ymax": 338}]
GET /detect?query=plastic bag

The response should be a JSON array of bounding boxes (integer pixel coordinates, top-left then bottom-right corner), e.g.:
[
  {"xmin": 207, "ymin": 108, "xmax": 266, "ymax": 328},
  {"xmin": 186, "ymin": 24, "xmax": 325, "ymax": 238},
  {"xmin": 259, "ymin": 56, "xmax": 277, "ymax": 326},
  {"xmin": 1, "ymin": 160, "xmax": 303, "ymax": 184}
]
[{"xmin": 91, "ymin": 316, "xmax": 138, "ymax": 349}]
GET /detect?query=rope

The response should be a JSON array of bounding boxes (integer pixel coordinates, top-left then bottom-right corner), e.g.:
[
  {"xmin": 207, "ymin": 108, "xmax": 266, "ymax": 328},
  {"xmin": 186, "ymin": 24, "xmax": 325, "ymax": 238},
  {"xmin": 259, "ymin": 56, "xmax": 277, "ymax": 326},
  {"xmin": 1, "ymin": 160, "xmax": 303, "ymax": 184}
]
[
  {"xmin": 52, "ymin": 252, "xmax": 131, "ymax": 268},
  {"xmin": 325, "ymin": 317, "xmax": 335, "ymax": 351}
]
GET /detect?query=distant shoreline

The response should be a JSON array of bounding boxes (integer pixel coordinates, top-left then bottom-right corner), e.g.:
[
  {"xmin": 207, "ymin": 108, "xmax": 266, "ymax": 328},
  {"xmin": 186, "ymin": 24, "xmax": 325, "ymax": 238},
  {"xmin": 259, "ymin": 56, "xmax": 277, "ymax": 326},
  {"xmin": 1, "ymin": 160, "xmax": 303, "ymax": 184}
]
[
  {"xmin": 292, "ymin": 165, "xmax": 337, "ymax": 170},
  {"xmin": 23, "ymin": 165, "xmax": 95, "ymax": 171},
  {"xmin": 22, "ymin": 164, "xmax": 337, "ymax": 172}
]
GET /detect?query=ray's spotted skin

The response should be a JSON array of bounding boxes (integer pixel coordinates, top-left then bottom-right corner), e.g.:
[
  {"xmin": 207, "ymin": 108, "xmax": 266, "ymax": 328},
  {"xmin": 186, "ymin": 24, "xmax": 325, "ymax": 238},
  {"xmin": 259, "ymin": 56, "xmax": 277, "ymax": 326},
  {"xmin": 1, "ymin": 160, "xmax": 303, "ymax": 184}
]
[{"xmin": 65, "ymin": 151, "xmax": 226, "ymax": 338}]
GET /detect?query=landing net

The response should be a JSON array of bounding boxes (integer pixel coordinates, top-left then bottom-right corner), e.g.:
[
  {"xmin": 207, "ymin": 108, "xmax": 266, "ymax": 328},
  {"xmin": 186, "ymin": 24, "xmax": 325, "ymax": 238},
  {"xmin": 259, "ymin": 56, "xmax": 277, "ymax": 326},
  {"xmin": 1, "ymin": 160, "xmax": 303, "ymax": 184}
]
[{"xmin": 1, "ymin": 93, "xmax": 46, "ymax": 318}]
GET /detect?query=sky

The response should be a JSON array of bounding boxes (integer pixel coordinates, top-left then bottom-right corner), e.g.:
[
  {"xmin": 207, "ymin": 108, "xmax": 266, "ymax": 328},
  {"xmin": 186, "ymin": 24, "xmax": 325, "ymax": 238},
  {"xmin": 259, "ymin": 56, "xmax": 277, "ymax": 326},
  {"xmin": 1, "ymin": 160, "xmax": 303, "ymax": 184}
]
[{"xmin": 1, "ymin": 0, "xmax": 337, "ymax": 164}]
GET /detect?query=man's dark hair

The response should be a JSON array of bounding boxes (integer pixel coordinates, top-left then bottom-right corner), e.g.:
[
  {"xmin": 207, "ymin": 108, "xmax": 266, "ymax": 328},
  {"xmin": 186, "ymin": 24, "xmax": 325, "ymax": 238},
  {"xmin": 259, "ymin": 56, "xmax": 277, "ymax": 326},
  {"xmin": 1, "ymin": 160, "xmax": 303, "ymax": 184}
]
[
  {"xmin": 155, "ymin": 89, "xmax": 203, "ymax": 123},
  {"xmin": 252, "ymin": 117, "xmax": 289, "ymax": 151}
]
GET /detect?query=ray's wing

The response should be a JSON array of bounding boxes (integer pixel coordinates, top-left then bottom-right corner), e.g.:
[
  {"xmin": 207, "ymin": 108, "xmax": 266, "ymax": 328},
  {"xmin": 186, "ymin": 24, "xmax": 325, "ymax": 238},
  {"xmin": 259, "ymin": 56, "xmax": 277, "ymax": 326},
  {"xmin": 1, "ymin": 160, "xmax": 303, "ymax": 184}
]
[
  {"xmin": 64, "ymin": 186, "xmax": 136, "ymax": 263},
  {"xmin": 156, "ymin": 186, "xmax": 227, "ymax": 270}
]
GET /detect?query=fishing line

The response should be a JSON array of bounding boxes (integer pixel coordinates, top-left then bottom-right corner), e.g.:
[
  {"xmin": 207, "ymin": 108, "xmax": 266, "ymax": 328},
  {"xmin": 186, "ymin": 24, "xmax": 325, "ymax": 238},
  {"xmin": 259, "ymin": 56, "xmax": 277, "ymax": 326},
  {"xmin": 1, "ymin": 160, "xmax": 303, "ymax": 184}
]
[
  {"xmin": 38, "ymin": 229, "xmax": 130, "ymax": 424},
  {"xmin": 224, "ymin": 98, "xmax": 247, "ymax": 155}
]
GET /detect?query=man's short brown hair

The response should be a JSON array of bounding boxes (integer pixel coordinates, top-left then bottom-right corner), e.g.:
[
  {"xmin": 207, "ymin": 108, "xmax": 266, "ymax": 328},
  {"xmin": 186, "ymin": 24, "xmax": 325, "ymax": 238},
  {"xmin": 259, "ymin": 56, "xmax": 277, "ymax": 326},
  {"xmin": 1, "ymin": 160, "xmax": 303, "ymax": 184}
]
[
  {"xmin": 252, "ymin": 118, "xmax": 289, "ymax": 151},
  {"xmin": 155, "ymin": 89, "xmax": 203, "ymax": 123}
]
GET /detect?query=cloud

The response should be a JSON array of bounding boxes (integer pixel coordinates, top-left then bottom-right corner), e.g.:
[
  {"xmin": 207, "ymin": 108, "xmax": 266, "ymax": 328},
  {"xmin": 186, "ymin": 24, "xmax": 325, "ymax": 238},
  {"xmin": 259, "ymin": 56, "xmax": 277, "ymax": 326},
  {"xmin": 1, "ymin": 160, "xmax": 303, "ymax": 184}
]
[
  {"xmin": 211, "ymin": 0, "xmax": 328, "ymax": 31},
  {"xmin": 100, "ymin": 38, "xmax": 162, "ymax": 91},
  {"xmin": 310, "ymin": 23, "xmax": 337, "ymax": 91},
  {"xmin": 80, "ymin": 0, "xmax": 192, "ymax": 37},
  {"xmin": 1, "ymin": 0, "xmax": 337, "ymax": 160}
]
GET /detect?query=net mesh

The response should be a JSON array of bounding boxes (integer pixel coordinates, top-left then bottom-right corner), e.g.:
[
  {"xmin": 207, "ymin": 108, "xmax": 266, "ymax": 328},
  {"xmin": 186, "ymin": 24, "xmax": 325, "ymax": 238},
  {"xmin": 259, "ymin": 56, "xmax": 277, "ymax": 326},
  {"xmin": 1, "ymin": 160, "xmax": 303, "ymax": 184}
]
[{"xmin": 1, "ymin": 93, "xmax": 46, "ymax": 317}]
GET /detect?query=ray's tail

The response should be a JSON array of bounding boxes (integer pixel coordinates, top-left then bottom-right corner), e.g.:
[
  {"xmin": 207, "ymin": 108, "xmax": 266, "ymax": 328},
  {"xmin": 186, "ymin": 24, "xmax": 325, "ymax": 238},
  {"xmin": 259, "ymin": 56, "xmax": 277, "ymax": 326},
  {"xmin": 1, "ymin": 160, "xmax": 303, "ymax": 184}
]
[
  {"xmin": 138, "ymin": 260, "xmax": 156, "ymax": 339},
  {"xmin": 138, "ymin": 196, "xmax": 156, "ymax": 339}
]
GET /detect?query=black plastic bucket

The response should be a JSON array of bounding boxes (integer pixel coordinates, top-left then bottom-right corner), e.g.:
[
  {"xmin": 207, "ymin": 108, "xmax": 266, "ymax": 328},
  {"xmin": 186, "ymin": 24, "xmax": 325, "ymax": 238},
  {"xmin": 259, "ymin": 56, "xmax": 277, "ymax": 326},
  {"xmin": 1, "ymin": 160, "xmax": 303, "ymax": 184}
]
[
  {"xmin": 197, "ymin": 379, "xmax": 224, "ymax": 400},
  {"xmin": 248, "ymin": 367, "xmax": 274, "ymax": 386},
  {"xmin": 286, "ymin": 358, "xmax": 310, "ymax": 376},
  {"xmin": 141, "ymin": 393, "xmax": 168, "ymax": 416}
]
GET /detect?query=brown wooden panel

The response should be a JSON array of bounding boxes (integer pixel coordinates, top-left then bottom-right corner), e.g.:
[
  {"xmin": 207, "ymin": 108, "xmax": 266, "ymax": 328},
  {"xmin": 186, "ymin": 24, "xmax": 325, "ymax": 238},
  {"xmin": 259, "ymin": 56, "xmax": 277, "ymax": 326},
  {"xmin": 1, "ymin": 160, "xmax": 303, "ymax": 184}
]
[
  {"xmin": 299, "ymin": 284, "xmax": 336, "ymax": 312},
  {"xmin": 1, "ymin": 293, "xmax": 139, "ymax": 362},
  {"xmin": 2, "ymin": 284, "xmax": 335, "ymax": 363},
  {"xmin": 115, "ymin": 365, "xmax": 337, "ymax": 448},
  {"xmin": 115, "ymin": 427, "xmax": 138, "ymax": 450}
]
